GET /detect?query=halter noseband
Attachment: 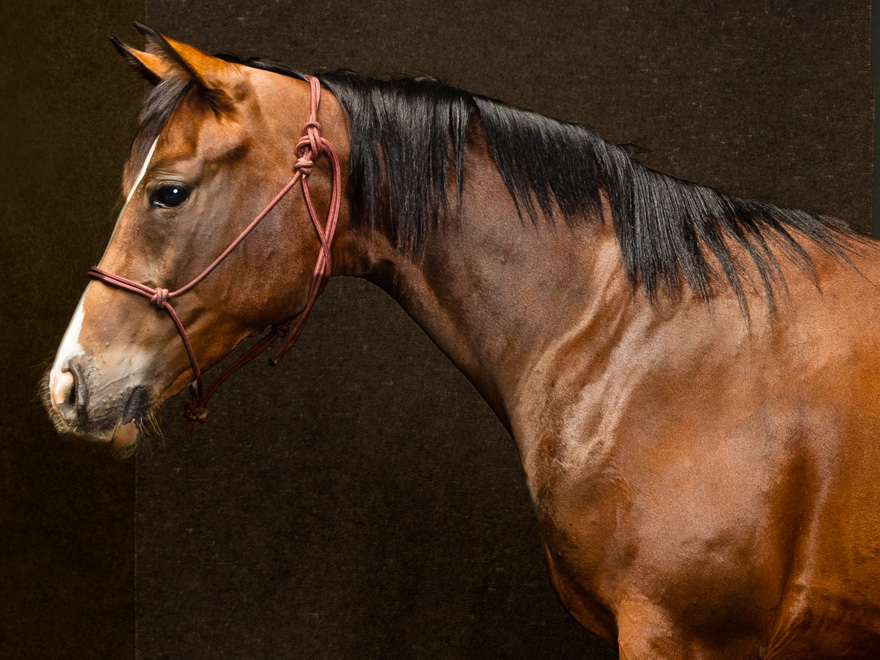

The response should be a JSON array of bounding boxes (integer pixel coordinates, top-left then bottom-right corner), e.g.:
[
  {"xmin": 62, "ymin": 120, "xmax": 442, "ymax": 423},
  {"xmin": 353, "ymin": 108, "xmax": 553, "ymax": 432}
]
[{"xmin": 89, "ymin": 76, "xmax": 342, "ymax": 436}]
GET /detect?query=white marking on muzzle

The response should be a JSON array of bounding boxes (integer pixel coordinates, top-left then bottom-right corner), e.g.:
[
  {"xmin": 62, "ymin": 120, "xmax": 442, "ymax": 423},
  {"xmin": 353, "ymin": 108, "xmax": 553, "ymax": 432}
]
[{"xmin": 49, "ymin": 138, "xmax": 159, "ymax": 401}]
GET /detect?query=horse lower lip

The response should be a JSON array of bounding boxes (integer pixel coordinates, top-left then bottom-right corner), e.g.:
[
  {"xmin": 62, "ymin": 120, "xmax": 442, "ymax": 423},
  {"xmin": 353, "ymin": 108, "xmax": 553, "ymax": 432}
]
[
  {"xmin": 112, "ymin": 421, "xmax": 139, "ymax": 447},
  {"xmin": 121, "ymin": 385, "xmax": 151, "ymax": 424}
]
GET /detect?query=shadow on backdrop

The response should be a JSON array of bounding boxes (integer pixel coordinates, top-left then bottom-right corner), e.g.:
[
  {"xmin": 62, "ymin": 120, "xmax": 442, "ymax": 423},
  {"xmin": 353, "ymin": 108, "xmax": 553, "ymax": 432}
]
[{"xmin": 0, "ymin": 3, "xmax": 142, "ymax": 659}]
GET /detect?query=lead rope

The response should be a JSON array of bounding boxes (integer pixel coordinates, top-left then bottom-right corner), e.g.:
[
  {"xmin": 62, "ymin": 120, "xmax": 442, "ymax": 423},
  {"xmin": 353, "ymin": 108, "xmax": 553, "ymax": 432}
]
[{"xmin": 89, "ymin": 76, "xmax": 342, "ymax": 436}]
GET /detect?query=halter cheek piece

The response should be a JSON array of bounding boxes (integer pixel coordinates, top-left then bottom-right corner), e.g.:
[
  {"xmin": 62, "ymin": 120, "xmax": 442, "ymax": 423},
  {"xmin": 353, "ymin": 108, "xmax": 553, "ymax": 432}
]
[{"xmin": 89, "ymin": 76, "xmax": 342, "ymax": 436}]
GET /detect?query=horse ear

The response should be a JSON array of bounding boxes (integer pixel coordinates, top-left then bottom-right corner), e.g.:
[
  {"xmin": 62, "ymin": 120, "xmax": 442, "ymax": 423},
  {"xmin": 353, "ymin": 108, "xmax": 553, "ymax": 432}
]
[
  {"xmin": 132, "ymin": 22, "xmax": 248, "ymax": 107},
  {"xmin": 111, "ymin": 37, "xmax": 171, "ymax": 84}
]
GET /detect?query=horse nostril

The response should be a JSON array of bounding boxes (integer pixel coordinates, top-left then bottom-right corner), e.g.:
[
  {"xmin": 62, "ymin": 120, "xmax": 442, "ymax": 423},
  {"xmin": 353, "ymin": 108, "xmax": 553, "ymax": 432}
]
[
  {"xmin": 52, "ymin": 370, "xmax": 76, "ymax": 409},
  {"xmin": 51, "ymin": 360, "xmax": 90, "ymax": 427},
  {"xmin": 51, "ymin": 368, "xmax": 80, "ymax": 427}
]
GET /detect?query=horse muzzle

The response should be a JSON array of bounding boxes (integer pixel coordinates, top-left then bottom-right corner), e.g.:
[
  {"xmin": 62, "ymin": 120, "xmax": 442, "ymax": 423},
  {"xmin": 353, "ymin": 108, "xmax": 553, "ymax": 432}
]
[{"xmin": 46, "ymin": 355, "xmax": 155, "ymax": 444}]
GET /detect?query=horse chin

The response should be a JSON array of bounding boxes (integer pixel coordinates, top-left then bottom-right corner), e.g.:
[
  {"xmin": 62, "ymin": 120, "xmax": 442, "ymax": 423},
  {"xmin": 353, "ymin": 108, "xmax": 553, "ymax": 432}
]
[
  {"xmin": 44, "ymin": 408, "xmax": 119, "ymax": 445},
  {"xmin": 55, "ymin": 412, "xmax": 159, "ymax": 453},
  {"xmin": 111, "ymin": 421, "xmax": 140, "ymax": 448}
]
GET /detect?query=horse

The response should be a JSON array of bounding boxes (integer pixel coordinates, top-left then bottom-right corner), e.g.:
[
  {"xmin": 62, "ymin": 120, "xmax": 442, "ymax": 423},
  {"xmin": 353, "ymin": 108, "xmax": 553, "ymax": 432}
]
[{"xmin": 43, "ymin": 23, "xmax": 880, "ymax": 658}]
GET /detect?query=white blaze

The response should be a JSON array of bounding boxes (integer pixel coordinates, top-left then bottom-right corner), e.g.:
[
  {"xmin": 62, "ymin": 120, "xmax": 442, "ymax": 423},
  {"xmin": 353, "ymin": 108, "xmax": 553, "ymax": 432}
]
[{"xmin": 49, "ymin": 138, "xmax": 159, "ymax": 398}]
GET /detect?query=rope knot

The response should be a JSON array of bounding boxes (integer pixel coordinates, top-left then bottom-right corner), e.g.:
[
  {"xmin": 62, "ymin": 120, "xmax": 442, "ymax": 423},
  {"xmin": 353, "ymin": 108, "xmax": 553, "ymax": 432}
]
[
  {"xmin": 183, "ymin": 405, "xmax": 209, "ymax": 424},
  {"xmin": 150, "ymin": 287, "xmax": 169, "ymax": 308},
  {"xmin": 302, "ymin": 119, "xmax": 323, "ymax": 156},
  {"xmin": 294, "ymin": 156, "xmax": 314, "ymax": 176}
]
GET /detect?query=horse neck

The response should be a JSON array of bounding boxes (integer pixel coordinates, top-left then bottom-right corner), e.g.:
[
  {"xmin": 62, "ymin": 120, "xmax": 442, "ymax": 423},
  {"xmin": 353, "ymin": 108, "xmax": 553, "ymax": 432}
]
[{"xmin": 341, "ymin": 146, "xmax": 635, "ymax": 432}]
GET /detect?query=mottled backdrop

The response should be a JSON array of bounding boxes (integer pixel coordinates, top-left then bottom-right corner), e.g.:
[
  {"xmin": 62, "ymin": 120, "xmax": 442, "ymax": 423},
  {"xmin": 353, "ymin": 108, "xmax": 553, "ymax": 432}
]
[{"xmin": 1, "ymin": 1, "xmax": 871, "ymax": 658}]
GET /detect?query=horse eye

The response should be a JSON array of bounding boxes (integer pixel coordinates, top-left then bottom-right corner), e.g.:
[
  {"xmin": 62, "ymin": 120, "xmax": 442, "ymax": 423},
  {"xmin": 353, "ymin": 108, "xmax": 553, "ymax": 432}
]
[{"xmin": 149, "ymin": 184, "xmax": 192, "ymax": 209}]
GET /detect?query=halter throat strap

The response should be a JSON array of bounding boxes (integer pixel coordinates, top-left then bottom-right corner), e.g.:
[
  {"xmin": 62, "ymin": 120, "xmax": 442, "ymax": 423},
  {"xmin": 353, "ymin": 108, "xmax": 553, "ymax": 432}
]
[{"xmin": 89, "ymin": 75, "xmax": 342, "ymax": 436}]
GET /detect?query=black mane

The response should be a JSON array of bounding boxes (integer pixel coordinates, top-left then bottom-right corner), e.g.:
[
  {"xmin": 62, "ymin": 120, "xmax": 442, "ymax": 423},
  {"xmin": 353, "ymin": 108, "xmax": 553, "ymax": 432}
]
[{"xmin": 138, "ymin": 56, "xmax": 856, "ymax": 311}]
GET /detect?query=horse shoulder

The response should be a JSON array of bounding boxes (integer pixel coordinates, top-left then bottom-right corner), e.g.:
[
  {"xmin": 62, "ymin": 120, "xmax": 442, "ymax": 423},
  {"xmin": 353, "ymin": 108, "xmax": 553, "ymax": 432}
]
[{"xmin": 510, "ymin": 247, "xmax": 880, "ymax": 653}]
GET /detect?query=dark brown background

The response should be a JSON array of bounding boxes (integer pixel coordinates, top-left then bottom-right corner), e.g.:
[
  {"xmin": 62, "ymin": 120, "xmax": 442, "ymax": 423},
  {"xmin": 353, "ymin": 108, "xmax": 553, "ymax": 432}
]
[{"xmin": 1, "ymin": 1, "xmax": 872, "ymax": 659}]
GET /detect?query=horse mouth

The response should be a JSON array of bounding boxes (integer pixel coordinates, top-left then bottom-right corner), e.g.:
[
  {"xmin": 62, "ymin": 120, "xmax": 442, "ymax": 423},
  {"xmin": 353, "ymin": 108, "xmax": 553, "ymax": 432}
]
[
  {"xmin": 120, "ymin": 385, "xmax": 150, "ymax": 425},
  {"xmin": 111, "ymin": 385, "xmax": 156, "ymax": 448}
]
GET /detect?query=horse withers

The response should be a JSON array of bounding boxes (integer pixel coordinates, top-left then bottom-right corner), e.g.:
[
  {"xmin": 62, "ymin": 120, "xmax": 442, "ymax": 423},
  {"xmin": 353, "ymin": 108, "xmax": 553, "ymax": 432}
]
[{"xmin": 45, "ymin": 25, "xmax": 880, "ymax": 658}]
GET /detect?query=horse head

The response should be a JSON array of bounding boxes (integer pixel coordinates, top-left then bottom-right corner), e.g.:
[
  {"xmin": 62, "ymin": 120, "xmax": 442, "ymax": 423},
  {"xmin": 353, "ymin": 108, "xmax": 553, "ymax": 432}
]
[{"xmin": 45, "ymin": 25, "xmax": 349, "ymax": 446}]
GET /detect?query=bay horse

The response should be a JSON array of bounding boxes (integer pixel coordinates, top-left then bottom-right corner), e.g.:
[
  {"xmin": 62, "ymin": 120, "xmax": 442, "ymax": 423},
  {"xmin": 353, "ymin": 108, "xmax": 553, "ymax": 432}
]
[{"xmin": 44, "ymin": 24, "xmax": 880, "ymax": 658}]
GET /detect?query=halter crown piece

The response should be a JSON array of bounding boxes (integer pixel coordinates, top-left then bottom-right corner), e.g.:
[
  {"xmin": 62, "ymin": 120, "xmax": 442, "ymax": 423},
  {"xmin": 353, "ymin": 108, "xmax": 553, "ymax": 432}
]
[{"xmin": 89, "ymin": 76, "xmax": 342, "ymax": 436}]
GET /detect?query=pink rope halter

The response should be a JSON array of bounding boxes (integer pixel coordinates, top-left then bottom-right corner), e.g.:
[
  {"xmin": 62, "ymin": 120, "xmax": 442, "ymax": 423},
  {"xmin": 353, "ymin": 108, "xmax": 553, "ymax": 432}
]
[{"xmin": 89, "ymin": 76, "xmax": 342, "ymax": 436}]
